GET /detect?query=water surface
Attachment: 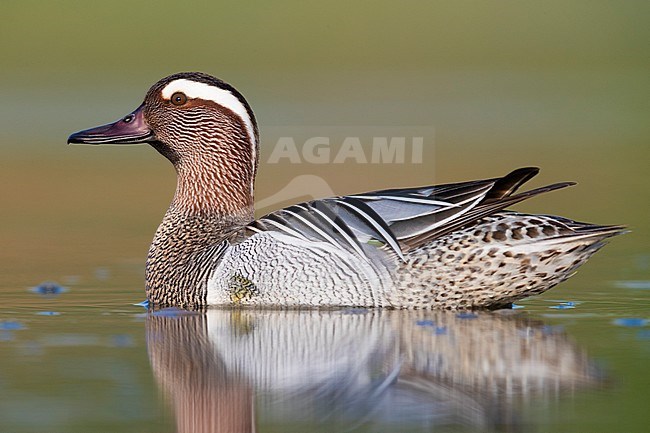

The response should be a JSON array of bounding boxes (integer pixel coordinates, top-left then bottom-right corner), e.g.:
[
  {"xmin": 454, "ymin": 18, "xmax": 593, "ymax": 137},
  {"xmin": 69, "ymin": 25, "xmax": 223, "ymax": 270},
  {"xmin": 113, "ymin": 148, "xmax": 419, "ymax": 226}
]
[{"xmin": 1, "ymin": 261, "xmax": 649, "ymax": 433}]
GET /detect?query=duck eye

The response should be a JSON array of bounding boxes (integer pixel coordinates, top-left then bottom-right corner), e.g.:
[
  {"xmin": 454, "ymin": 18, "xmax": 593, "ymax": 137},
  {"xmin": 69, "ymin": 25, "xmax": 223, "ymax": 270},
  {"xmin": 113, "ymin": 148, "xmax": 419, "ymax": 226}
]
[{"xmin": 170, "ymin": 92, "xmax": 187, "ymax": 106}]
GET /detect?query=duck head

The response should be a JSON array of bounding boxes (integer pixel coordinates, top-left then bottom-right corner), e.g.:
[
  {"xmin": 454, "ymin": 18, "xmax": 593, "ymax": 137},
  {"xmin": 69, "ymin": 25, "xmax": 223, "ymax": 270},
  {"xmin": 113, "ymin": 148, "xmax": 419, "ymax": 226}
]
[{"xmin": 68, "ymin": 72, "xmax": 260, "ymax": 218}]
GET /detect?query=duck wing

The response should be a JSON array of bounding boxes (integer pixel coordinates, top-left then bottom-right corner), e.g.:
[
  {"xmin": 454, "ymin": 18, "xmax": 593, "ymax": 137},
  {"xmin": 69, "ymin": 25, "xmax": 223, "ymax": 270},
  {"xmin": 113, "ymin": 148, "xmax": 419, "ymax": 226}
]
[{"xmin": 249, "ymin": 167, "xmax": 574, "ymax": 261}]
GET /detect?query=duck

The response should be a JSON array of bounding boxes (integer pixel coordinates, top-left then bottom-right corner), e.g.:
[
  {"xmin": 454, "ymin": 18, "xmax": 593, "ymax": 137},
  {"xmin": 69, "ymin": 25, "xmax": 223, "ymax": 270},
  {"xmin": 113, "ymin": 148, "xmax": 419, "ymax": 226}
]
[{"xmin": 68, "ymin": 72, "xmax": 623, "ymax": 310}]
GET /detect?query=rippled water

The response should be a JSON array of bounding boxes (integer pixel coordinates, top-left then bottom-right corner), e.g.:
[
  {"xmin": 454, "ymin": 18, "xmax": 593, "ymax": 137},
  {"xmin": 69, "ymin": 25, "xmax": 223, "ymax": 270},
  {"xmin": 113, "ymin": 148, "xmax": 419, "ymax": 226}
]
[{"xmin": 1, "ymin": 264, "xmax": 649, "ymax": 433}]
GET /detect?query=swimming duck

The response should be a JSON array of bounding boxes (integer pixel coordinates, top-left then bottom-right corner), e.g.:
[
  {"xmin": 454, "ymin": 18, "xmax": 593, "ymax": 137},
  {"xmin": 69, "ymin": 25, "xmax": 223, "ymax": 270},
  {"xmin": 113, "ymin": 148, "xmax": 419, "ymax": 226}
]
[{"xmin": 68, "ymin": 72, "xmax": 623, "ymax": 309}]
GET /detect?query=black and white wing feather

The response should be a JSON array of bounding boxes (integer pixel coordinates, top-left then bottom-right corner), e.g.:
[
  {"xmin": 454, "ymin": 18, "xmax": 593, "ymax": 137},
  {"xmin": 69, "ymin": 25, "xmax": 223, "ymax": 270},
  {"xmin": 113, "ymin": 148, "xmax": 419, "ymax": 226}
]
[{"xmin": 248, "ymin": 167, "xmax": 573, "ymax": 261}]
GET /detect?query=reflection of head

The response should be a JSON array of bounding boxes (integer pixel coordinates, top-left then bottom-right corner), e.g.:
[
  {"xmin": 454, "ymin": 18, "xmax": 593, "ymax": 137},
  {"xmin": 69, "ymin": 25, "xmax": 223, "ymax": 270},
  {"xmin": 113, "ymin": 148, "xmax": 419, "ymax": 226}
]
[{"xmin": 146, "ymin": 312, "xmax": 254, "ymax": 433}]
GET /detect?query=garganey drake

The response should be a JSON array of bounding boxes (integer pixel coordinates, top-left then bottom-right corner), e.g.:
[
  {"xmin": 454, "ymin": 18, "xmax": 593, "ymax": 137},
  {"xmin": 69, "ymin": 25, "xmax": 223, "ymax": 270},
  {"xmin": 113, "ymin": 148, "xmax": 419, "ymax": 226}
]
[{"xmin": 68, "ymin": 72, "xmax": 623, "ymax": 309}]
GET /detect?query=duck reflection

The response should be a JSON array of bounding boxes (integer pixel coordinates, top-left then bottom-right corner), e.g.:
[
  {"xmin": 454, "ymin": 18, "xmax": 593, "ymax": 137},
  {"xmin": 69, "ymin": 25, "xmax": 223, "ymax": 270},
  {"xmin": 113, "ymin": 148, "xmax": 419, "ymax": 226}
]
[{"xmin": 146, "ymin": 309, "xmax": 600, "ymax": 433}]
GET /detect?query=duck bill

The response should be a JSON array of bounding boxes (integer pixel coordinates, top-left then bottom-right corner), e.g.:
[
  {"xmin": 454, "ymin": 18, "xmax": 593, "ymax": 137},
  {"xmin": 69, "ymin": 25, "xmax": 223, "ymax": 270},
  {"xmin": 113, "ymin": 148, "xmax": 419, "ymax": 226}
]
[{"xmin": 67, "ymin": 104, "xmax": 155, "ymax": 145}]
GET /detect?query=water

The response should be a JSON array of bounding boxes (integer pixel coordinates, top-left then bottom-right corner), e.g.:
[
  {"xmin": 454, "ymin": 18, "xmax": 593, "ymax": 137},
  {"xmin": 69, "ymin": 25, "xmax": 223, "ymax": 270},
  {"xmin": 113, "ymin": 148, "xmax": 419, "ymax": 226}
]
[{"xmin": 1, "ymin": 255, "xmax": 649, "ymax": 433}]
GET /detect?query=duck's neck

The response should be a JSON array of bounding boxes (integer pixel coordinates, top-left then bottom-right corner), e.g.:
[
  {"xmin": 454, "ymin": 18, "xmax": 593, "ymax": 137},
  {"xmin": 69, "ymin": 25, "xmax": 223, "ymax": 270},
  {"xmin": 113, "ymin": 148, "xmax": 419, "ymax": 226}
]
[
  {"xmin": 171, "ymin": 153, "xmax": 255, "ymax": 218},
  {"xmin": 145, "ymin": 143, "xmax": 256, "ymax": 308}
]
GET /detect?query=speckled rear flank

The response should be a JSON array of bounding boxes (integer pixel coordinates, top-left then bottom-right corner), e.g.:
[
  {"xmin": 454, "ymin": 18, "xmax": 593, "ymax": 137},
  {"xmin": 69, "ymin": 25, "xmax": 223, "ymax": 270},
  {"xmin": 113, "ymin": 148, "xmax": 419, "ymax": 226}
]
[{"xmin": 390, "ymin": 212, "xmax": 619, "ymax": 309}]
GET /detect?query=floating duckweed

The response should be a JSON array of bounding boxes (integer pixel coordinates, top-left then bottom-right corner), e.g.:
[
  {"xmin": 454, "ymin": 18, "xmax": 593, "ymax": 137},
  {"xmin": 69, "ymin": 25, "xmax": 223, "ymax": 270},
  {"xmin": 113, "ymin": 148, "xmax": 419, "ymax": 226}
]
[
  {"xmin": 549, "ymin": 301, "xmax": 577, "ymax": 310},
  {"xmin": 134, "ymin": 299, "xmax": 151, "ymax": 309},
  {"xmin": 29, "ymin": 282, "xmax": 68, "ymax": 296},
  {"xmin": 416, "ymin": 320, "xmax": 435, "ymax": 326},
  {"xmin": 613, "ymin": 318, "xmax": 648, "ymax": 327},
  {"xmin": 0, "ymin": 321, "xmax": 26, "ymax": 331}
]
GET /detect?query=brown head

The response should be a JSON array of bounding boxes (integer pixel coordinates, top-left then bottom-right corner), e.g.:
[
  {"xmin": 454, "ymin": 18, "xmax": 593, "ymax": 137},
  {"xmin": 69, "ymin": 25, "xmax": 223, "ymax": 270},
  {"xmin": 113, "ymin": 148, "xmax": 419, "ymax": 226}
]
[{"xmin": 68, "ymin": 72, "xmax": 259, "ymax": 219}]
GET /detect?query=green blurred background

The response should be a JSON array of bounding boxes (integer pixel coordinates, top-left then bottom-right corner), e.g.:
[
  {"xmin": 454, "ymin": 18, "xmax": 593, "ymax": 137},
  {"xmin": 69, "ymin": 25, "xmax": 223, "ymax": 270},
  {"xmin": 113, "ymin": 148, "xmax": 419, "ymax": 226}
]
[{"xmin": 1, "ymin": 1, "xmax": 649, "ymax": 431}]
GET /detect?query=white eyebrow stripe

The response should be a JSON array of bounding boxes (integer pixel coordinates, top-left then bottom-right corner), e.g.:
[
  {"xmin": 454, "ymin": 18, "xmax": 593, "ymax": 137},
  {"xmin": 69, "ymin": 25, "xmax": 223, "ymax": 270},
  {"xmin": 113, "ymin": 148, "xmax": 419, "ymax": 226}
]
[{"xmin": 160, "ymin": 79, "xmax": 256, "ymax": 146}]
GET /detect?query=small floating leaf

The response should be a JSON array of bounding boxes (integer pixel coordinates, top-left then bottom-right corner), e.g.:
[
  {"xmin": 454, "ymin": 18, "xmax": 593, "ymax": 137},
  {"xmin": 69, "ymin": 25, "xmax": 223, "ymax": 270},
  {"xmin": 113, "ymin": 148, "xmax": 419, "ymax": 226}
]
[
  {"xmin": 613, "ymin": 318, "xmax": 648, "ymax": 327},
  {"xmin": 416, "ymin": 320, "xmax": 435, "ymax": 327},
  {"xmin": 151, "ymin": 308, "xmax": 199, "ymax": 318},
  {"xmin": 29, "ymin": 282, "xmax": 68, "ymax": 296},
  {"xmin": 0, "ymin": 321, "xmax": 26, "ymax": 330},
  {"xmin": 134, "ymin": 299, "xmax": 150, "ymax": 309},
  {"xmin": 549, "ymin": 302, "xmax": 576, "ymax": 309},
  {"xmin": 434, "ymin": 326, "xmax": 448, "ymax": 335}
]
